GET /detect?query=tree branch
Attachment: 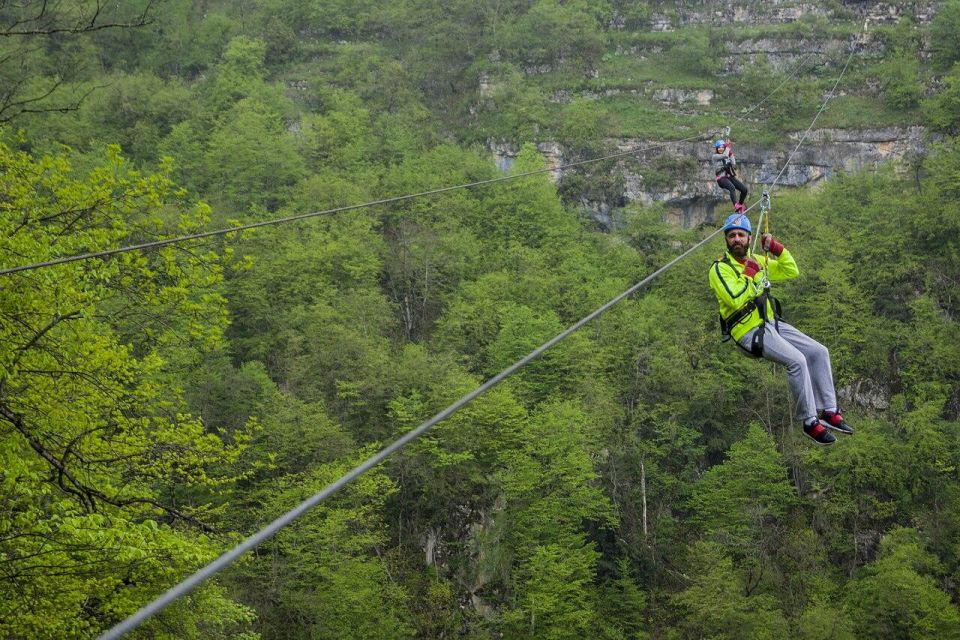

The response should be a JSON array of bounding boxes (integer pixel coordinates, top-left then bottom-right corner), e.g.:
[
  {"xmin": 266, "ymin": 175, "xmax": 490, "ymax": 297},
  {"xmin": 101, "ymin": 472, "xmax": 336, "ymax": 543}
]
[
  {"xmin": 1, "ymin": 0, "xmax": 156, "ymax": 36},
  {"xmin": 0, "ymin": 403, "xmax": 218, "ymax": 533},
  {"xmin": 15, "ymin": 310, "xmax": 81, "ymax": 356}
]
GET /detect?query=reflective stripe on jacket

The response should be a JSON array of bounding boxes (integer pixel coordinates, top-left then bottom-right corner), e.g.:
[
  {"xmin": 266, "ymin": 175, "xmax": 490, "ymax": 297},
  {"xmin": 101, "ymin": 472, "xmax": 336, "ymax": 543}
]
[{"xmin": 708, "ymin": 248, "xmax": 799, "ymax": 341}]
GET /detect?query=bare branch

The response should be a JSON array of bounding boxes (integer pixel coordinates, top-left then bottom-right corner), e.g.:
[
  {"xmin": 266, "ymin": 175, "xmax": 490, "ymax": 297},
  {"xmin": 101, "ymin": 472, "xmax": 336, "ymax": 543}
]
[
  {"xmin": 0, "ymin": 0, "xmax": 154, "ymax": 124},
  {"xmin": 1, "ymin": 0, "xmax": 156, "ymax": 36},
  {"xmin": 0, "ymin": 76, "xmax": 65, "ymax": 122},
  {"xmin": 14, "ymin": 310, "xmax": 81, "ymax": 357},
  {"xmin": 1, "ymin": 81, "xmax": 103, "ymax": 123}
]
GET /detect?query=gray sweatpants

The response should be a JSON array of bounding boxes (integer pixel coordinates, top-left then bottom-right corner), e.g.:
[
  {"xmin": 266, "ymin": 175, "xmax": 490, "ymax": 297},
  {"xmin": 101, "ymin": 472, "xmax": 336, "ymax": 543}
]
[{"xmin": 738, "ymin": 321, "xmax": 837, "ymax": 422}]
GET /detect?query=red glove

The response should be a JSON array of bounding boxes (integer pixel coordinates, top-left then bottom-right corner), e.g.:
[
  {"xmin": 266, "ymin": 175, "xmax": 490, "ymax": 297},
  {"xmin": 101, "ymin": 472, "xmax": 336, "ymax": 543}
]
[
  {"xmin": 743, "ymin": 257, "xmax": 762, "ymax": 278},
  {"xmin": 761, "ymin": 233, "xmax": 784, "ymax": 257}
]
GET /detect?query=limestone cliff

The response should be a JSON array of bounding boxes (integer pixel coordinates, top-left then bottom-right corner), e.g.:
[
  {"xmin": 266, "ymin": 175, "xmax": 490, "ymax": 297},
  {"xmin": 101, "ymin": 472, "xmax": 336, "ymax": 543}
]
[
  {"xmin": 488, "ymin": 0, "xmax": 942, "ymax": 229},
  {"xmin": 492, "ymin": 125, "xmax": 930, "ymax": 229}
]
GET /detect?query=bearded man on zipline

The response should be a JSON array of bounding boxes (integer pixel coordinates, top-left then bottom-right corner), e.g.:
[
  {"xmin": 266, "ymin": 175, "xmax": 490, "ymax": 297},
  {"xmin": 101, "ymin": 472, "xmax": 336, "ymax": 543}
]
[{"xmin": 709, "ymin": 213, "xmax": 854, "ymax": 445}]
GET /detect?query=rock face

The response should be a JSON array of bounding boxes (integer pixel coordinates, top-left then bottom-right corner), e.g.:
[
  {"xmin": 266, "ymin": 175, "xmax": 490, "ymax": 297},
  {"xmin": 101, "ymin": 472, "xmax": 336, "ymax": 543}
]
[
  {"xmin": 622, "ymin": 126, "xmax": 930, "ymax": 228},
  {"xmin": 642, "ymin": 0, "xmax": 940, "ymax": 29},
  {"xmin": 485, "ymin": 1, "xmax": 942, "ymax": 229},
  {"xmin": 651, "ymin": 88, "xmax": 715, "ymax": 106},
  {"xmin": 722, "ymin": 36, "xmax": 886, "ymax": 72},
  {"xmin": 492, "ymin": 125, "xmax": 931, "ymax": 230},
  {"xmin": 840, "ymin": 378, "xmax": 891, "ymax": 411}
]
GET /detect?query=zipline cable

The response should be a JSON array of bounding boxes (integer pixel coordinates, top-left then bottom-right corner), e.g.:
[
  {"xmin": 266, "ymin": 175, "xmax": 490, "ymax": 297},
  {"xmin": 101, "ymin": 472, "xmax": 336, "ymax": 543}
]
[
  {"xmin": 769, "ymin": 44, "xmax": 857, "ymax": 191},
  {"xmin": 730, "ymin": 52, "xmax": 820, "ymax": 122},
  {"xmin": 0, "ymin": 136, "xmax": 705, "ymax": 276},
  {"xmin": 721, "ymin": 50, "xmax": 820, "ymax": 221},
  {"xmin": 98, "ymin": 225, "xmax": 723, "ymax": 640},
  {"xmin": 2, "ymin": 45, "xmax": 826, "ymax": 278},
  {"xmin": 751, "ymin": 32, "xmax": 859, "ymax": 255}
]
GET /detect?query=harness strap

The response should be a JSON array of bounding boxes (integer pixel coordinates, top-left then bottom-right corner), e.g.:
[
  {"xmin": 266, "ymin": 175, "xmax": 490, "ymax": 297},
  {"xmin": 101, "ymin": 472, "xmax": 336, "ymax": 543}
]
[
  {"xmin": 725, "ymin": 298, "xmax": 757, "ymax": 327},
  {"xmin": 754, "ymin": 287, "xmax": 781, "ymax": 334},
  {"xmin": 735, "ymin": 325, "xmax": 765, "ymax": 359},
  {"xmin": 715, "ymin": 256, "xmax": 782, "ymax": 357}
]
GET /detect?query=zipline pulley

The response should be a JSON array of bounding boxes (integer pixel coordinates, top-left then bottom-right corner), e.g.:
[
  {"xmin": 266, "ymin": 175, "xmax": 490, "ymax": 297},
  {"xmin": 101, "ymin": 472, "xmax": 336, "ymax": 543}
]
[
  {"xmin": 754, "ymin": 190, "xmax": 773, "ymax": 287},
  {"xmin": 751, "ymin": 191, "xmax": 771, "ymax": 257}
]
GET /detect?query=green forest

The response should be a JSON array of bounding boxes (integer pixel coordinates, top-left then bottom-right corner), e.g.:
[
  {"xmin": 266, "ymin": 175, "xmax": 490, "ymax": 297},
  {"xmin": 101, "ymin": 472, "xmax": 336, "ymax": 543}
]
[{"xmin": 2, "ymin": 0, "xmax": 960, "ymax": 638}]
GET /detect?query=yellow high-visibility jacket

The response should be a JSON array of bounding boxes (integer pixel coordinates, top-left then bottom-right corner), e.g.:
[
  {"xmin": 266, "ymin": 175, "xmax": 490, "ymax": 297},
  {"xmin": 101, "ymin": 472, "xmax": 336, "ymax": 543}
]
[{"xmin": 708, "ymin": 248, "xmax": 799, "ymax": 341}]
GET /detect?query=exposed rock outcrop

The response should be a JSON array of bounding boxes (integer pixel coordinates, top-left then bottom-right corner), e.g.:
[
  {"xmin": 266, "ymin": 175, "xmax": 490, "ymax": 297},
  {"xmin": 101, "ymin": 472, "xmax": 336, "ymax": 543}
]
[
  {"xmin": 486, "ymin": 1, "xmax": 941, "ymax": 229},
  {"xmin": 639, "ymin": 0, "xmax": 940, "ymax": 29},
  {"xmin": 493, "ymin": 126, "xmax": 931, "ymax": 230},
  {"xmin": 625, "ymin": 125, "xmax": 930, "ymax": 228}
]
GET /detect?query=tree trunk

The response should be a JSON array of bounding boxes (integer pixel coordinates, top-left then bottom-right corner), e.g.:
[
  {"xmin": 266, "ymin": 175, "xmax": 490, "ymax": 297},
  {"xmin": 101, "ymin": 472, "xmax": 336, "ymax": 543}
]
[{"xmin": 640, "ymin": 458, "xmax": 648, "ymax": 540}]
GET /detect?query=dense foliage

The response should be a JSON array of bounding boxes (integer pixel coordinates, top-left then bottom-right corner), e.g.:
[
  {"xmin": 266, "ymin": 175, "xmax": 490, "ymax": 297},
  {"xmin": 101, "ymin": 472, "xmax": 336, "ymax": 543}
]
[{"xmin": 2, "ymin": 1, "xmax": 960, "ymax": 638}]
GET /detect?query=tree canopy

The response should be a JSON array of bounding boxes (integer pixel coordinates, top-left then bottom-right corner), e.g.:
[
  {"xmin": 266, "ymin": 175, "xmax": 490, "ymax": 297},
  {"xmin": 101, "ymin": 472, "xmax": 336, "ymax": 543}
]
[{"xmin": 2, "ymin": 1, "xmax": 960, "ymax": 638}]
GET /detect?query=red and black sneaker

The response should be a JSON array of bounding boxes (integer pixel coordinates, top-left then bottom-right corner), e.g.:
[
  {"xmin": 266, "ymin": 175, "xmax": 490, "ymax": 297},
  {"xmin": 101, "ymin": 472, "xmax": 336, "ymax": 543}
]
[
  {"xmin": 803, "ymin": 420, "xmax": 837, "ymax": 446},
  {"xmin": 821, "ymin": 409, "xmax": 854, "ymax": 435}
]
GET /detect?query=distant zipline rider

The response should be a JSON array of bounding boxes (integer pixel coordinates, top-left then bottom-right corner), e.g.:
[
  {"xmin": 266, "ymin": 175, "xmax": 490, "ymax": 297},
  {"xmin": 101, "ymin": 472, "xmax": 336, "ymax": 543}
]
[
  {"xmin": 712, "ymin": 137, "xmax": 748, "ymax": 214},
  {"xmin": 708, "ymin": 212, "xmax": 854, "ymax": 445}
]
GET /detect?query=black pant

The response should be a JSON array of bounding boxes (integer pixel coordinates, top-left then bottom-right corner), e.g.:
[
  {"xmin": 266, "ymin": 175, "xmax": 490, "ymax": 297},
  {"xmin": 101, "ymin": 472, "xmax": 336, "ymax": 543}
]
[{"xmin": 717, "ymin": 175, "xmax": 748, "ymax": 206}]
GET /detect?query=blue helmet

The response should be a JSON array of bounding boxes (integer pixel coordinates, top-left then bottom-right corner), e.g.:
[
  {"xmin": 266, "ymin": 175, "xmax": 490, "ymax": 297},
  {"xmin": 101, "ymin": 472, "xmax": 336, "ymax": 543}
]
[
  {"xmin": 722, "ymin": 213, "xmax": 752, "ymax": 235},
  {"xmin": 714, "ymin": 139, "xmax": 726, "ymax": 149}
]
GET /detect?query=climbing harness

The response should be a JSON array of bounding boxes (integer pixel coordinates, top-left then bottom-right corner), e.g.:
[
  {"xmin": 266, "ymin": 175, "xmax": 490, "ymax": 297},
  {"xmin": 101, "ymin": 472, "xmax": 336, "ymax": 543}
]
[
  {"xmin": 715, "ymin": 264, "xmax": 782, "ymax": 358},
  {"xmin": 714, "ymin": 126, "xmax": 737, "ymax": 179}
]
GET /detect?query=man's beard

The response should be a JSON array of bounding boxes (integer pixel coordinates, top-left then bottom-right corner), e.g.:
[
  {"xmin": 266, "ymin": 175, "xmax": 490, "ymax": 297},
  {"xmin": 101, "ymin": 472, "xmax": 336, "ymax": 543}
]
[{"xmin": 726, "ymin": 238, "xmax": 749, "ymax": 259}]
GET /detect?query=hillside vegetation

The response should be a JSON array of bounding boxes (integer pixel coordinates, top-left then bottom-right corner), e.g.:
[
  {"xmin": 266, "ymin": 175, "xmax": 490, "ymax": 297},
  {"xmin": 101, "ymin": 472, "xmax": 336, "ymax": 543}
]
[{"xmin": 2, "ymin": 1, "xmax": 960, "ymax": 638}]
